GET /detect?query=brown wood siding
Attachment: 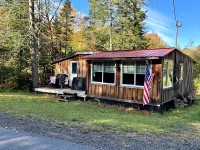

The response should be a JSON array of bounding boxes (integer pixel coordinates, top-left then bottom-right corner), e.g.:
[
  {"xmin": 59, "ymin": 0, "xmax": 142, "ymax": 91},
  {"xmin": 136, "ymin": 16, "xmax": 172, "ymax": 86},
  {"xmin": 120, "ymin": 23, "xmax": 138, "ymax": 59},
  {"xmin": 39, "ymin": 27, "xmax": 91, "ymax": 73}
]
[
  {"xmin": 184, "ymin": 58, "xmax": 194, "ymax": 95},
  {"xmin": 162, "ymin": 51, "xmax": 175, "ymax": 103},
  {"xmin": 86, "ymin": 50, "xmax": 194, "ymax": 105},
  {"xmin": 54, "ymin": 61, "xmax": 69, "ymax": 75},
  {"xmin": 87, "ymin": 61, "xmax": 161, "ymax": 104},
  {"xmin": 177, "ymin": 51, "xmax": 194, "ymax": 96},
  {"xmin": 53, "ymin": 55, "xmax": 87, "ymax": 77},
  {"xmin": 77, "ymin": 56, "xmax": 87, "ymax": 77},
  {"xmin": 161, "ymin": 50, "xmax": 194, "ymax": 104}
]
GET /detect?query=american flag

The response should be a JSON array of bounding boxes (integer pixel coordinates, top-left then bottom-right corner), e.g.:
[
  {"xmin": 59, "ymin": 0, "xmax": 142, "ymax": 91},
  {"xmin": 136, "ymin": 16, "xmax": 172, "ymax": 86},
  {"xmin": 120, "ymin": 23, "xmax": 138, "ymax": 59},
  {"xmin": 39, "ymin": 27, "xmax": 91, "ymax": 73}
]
[{"xmin": 143, "ymin": 62, "xmax": 154, "ymax": 105}]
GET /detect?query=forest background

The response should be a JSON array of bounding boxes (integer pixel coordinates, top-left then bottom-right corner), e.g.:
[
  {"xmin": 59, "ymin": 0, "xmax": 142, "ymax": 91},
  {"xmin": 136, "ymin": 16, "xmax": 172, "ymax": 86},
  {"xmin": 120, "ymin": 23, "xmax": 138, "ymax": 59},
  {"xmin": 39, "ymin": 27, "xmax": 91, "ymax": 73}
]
[{"xmin": 0, "ymin": 0, "xmax": 199, "ymax": 91}]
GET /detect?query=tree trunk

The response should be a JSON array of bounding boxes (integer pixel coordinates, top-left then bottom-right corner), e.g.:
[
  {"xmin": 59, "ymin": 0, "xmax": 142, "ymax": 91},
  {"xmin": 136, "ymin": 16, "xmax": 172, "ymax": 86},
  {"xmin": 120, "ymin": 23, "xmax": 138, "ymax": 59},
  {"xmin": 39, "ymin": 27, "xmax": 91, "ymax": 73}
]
[
  {"xmin": 29, "ymin": 0, "xmax": 38, "ymax": 89},
  {"xmin": 108, "ymin": 0, "xmax": 113, "ymax": 51}
]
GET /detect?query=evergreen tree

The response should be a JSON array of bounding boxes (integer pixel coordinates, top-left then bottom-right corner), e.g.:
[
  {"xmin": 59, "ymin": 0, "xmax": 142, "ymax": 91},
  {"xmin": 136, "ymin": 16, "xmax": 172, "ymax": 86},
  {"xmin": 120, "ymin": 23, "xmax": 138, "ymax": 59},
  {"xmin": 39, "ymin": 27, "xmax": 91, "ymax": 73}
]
[
  {"xmin": 113, "ymin": 0, "xmax": 149, "ymax": 49},
  {"xmin": 59, "ymin": 0, "xmax": 74, "ymax": 56},
  {"xmin": 87, "ymin": 0, "xmax": 110, "ymax": 51},
  {"xmin": 0, "ymin": 0, "xmax": 150, "ymax": 90},
  {"xmin": 0, "ymin": 0, "xmax": 59, "ymax": 89},
  {"xmin": 0, "ymin": 0, "xmax": 31, "ymax": 89},
  {"xmin": 87, "ymin": 0, "xmax": 149, "ymax": 51}
]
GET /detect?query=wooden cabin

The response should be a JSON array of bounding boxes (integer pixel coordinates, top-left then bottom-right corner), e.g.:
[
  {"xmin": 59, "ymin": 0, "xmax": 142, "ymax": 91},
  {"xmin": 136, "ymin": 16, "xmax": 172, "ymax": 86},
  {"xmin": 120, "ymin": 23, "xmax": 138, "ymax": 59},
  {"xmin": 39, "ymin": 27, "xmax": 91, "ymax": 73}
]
[
  {"xmin": 52, "ymin": 52, "xmax": 95, "ymax": 87},
  {"xmin": 83, "ymin": 48, "xmax": 195, "ymax": 111}
]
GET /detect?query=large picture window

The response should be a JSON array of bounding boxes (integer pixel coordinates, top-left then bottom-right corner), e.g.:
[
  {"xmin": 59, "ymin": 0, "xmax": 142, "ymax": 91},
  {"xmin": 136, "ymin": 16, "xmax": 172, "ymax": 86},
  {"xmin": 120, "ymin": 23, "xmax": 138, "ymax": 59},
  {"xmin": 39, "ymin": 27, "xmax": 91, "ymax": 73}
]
[
  {"xmin": 163, "ymin": 60, "xmax": 173, "ymax": 88},
  {"xmin": 121, "ymin": 60, "xmax": 147, "ymax": 86},
  {"xmin": 92, "ymin": 61, "xmax": 115, "ymax": 84}
]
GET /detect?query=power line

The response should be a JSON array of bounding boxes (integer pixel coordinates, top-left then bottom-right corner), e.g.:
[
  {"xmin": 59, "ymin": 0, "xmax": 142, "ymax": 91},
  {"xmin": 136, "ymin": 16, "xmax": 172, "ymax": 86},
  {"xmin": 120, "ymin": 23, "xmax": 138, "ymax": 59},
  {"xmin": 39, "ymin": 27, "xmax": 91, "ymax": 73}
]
[{"xmin": 172, "ymin": 0, "xmax": 177, "ymax": 22}]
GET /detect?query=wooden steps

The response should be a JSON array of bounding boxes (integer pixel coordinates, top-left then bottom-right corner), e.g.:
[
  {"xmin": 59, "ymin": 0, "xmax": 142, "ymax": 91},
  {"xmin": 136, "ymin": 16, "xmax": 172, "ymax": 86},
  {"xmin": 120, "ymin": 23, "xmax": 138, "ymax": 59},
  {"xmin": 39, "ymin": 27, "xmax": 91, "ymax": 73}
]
[{"xmin": 58, "ymin": 92, "xmax": 77, "ymax": 102}]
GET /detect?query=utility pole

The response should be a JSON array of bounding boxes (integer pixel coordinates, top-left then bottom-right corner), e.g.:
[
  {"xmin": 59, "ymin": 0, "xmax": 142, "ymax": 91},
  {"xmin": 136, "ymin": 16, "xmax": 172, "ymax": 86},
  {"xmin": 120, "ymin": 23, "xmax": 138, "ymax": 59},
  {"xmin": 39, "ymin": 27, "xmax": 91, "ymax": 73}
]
[
  {"xmin": 175, "ymin": 20, "xmax": 182, "ymax": 48},
  {"xmin": 173, "ymin": 0, "xmax": 182, "ymax": 48},
  {"xmin": 29, "ymin": 0, "xmax": 39, "ymax": 89}
]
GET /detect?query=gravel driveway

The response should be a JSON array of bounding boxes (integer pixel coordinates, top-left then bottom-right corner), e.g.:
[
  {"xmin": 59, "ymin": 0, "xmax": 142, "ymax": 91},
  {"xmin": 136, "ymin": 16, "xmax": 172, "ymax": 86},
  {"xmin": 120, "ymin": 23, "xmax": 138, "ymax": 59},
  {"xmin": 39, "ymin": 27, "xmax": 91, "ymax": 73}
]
[{"xmin": 0, "ymin": 112, "xmax": 199, "ymax": 150}]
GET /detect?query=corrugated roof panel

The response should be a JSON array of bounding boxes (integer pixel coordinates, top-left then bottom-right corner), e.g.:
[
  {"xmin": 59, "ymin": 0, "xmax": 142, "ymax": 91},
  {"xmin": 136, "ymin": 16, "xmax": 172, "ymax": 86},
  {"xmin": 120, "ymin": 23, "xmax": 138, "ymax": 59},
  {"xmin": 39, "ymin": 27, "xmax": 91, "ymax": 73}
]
[{"xmin": 83, "ymin": 48, "xmax": 175, "ymax": 59}]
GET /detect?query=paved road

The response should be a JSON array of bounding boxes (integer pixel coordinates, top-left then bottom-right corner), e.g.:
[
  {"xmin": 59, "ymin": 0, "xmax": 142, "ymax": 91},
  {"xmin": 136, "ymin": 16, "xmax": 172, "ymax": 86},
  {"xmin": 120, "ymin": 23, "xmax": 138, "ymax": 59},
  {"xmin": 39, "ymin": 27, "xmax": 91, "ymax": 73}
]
[{"xmin": 0, "ymin": 127, "xmax": 96, "ymax": 150}]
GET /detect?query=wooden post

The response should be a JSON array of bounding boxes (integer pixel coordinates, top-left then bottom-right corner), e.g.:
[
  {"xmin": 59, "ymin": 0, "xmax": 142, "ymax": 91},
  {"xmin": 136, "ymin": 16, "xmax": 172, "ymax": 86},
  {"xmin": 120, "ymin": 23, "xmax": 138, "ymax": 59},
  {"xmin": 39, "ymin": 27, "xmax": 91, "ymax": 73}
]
[
  {"xmin": 160, "ymin": 57, "xmax": 164, "ymax": 113},
  {"xmin": 86, "ymin": 60, "xmax": 91, "ymax": 95},
  {"xmin": 115, "ymin": 60, "xmax": 120, "ymax": 98}
]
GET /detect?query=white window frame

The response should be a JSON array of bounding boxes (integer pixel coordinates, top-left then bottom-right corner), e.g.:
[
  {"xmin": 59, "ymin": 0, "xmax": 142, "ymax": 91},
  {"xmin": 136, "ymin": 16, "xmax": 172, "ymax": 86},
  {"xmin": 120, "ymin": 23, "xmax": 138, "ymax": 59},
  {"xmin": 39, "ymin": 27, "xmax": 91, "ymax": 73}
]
[
  {"xmin": 120, "ymin": 60, "xmax": 151, "ymax": 88},
  {"xmin": 70, "ymin": 61, "xmax": 78, "ymax": 75},
  {"xmin": 91, "ymin": 61, "xmax": 116, "ymax": 85},
  {"xmin": 163, "ymin": 59, "xmax": 173, "ymax": 89},
  {"xmin": 180, "ymin": 63, "xmax": 184, "ymax": 80}
]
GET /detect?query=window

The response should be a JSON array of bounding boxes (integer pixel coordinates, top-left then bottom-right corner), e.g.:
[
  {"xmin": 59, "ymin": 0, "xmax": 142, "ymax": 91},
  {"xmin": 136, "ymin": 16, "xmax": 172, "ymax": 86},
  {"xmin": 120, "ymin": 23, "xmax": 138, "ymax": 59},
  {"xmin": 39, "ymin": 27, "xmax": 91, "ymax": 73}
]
[
  {"xmin": 121, "ymin": 60, "xmax": 147, "ymax": 86},
  {"xmin": 180, "ymin": 63, "xmax": 183, "ymax": 80},
  {"xmin": 103, "ymin": 62, "xmax": 115, "ymax": 83},
  {"xmin": 92, "ymin": 61, "xmax": 115, "ymax": 84},
  {"xmin": 71, "ymin": 62, "xmax": 77, "ymax": 74},
  {"xmin": 122, "ymin": 61, "xmax": 135, "ymax": 85},
  {"xmin": 136, "ymin": 61, "xmax": 146, "ymax": 86},
  {"xmin": 163, "ymin": 60, "xmax": 173, "ymax": 88},
  {"xmin": 92, "ymin": 62, "xmax": 103, "ymax": 82}
]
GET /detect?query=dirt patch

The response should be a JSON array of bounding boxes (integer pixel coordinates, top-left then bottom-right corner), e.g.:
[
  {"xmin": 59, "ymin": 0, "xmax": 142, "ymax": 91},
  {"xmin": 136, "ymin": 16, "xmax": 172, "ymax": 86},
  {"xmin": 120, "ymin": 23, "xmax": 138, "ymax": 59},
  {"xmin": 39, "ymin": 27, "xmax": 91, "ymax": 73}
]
[{"xmin": 0, "ymin": 112, "xmax": 199, "ymax": 150}]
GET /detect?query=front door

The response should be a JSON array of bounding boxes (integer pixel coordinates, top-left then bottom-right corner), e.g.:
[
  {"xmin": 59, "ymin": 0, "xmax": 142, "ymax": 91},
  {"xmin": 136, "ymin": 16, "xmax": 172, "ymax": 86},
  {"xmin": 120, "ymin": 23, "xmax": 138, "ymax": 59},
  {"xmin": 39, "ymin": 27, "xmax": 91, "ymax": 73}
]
[{"xmin": 69, "ymin": 61, "xmax": 78, "ymax": 87}]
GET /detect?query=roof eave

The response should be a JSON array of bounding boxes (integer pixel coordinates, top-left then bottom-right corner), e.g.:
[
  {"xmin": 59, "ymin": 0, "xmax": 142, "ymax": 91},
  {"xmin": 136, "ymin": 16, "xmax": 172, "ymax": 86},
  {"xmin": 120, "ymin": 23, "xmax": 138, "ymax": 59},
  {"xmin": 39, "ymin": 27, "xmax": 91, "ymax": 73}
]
[{"xmin": 84, "ymin": 56, "xmax": 160, "ymax": 60}]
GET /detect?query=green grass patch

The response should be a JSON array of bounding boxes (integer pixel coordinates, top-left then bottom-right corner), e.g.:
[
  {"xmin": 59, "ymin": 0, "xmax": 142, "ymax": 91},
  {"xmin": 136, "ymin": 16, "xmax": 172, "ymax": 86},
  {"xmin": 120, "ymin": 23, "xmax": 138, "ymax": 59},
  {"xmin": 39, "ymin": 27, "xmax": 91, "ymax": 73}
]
[{"xmin": 0, "ymin": 92, "xmax": 200, "ymax": 139}]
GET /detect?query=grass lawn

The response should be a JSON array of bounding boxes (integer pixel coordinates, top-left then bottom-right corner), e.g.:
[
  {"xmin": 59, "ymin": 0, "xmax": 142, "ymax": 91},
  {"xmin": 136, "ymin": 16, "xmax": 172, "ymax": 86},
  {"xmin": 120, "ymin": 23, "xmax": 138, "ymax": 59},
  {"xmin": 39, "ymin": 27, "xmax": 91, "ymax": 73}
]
[{"xmin": 0, "ymin": 92, "xmax": 200, "ymax": 139}]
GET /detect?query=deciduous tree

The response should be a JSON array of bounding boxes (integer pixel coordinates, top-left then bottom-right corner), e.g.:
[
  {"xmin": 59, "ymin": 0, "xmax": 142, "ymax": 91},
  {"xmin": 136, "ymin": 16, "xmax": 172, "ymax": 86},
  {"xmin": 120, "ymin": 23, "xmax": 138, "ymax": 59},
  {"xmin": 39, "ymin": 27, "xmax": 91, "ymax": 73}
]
[{"xmin": 145, "ymin": 32, "xmax": 167, "ymax": 49}]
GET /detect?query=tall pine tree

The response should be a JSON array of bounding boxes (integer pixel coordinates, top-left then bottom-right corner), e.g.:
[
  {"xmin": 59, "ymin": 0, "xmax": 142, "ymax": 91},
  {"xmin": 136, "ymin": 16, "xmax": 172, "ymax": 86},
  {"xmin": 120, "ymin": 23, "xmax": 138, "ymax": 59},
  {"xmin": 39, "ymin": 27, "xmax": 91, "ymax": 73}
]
[
  {"xmin": 87, "ymin": 0, "xmax": 149, "ymax": 50},
  {"xmin": 59, "ymin": 0, "xmax": 74, "ymax": 56},
  {"xmin": 86, "ymin": 0, "xmax": 110, "ymax": 51},
  {"xmin": 113, "ymin": 0, "xmax": 149, "ymax": 49}
]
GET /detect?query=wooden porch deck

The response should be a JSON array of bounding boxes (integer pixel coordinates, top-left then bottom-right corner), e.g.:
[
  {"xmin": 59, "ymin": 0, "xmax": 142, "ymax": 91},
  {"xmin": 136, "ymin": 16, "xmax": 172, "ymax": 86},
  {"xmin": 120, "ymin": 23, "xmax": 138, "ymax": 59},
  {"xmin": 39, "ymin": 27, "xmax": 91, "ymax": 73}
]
[{"xmin": 34, "ymin": 87, "xmax": 86, "ymax": 98}]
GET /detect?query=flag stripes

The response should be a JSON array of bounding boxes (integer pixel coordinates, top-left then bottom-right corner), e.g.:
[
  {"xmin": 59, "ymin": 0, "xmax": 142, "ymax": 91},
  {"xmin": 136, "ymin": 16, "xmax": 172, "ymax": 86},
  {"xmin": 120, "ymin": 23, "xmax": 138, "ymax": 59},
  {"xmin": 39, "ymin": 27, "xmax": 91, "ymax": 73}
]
[{"xmin": 143, "ymin": 62, "xmax": 154, "ymax": 105}]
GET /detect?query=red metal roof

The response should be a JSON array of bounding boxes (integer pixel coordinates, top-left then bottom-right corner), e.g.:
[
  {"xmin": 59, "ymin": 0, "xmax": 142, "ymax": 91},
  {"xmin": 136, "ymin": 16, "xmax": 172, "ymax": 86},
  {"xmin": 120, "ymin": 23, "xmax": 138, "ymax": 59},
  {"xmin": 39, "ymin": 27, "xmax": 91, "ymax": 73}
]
[{"xmin": 83, "ymin": 48, "xmax": 175, "ymax": 60}]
